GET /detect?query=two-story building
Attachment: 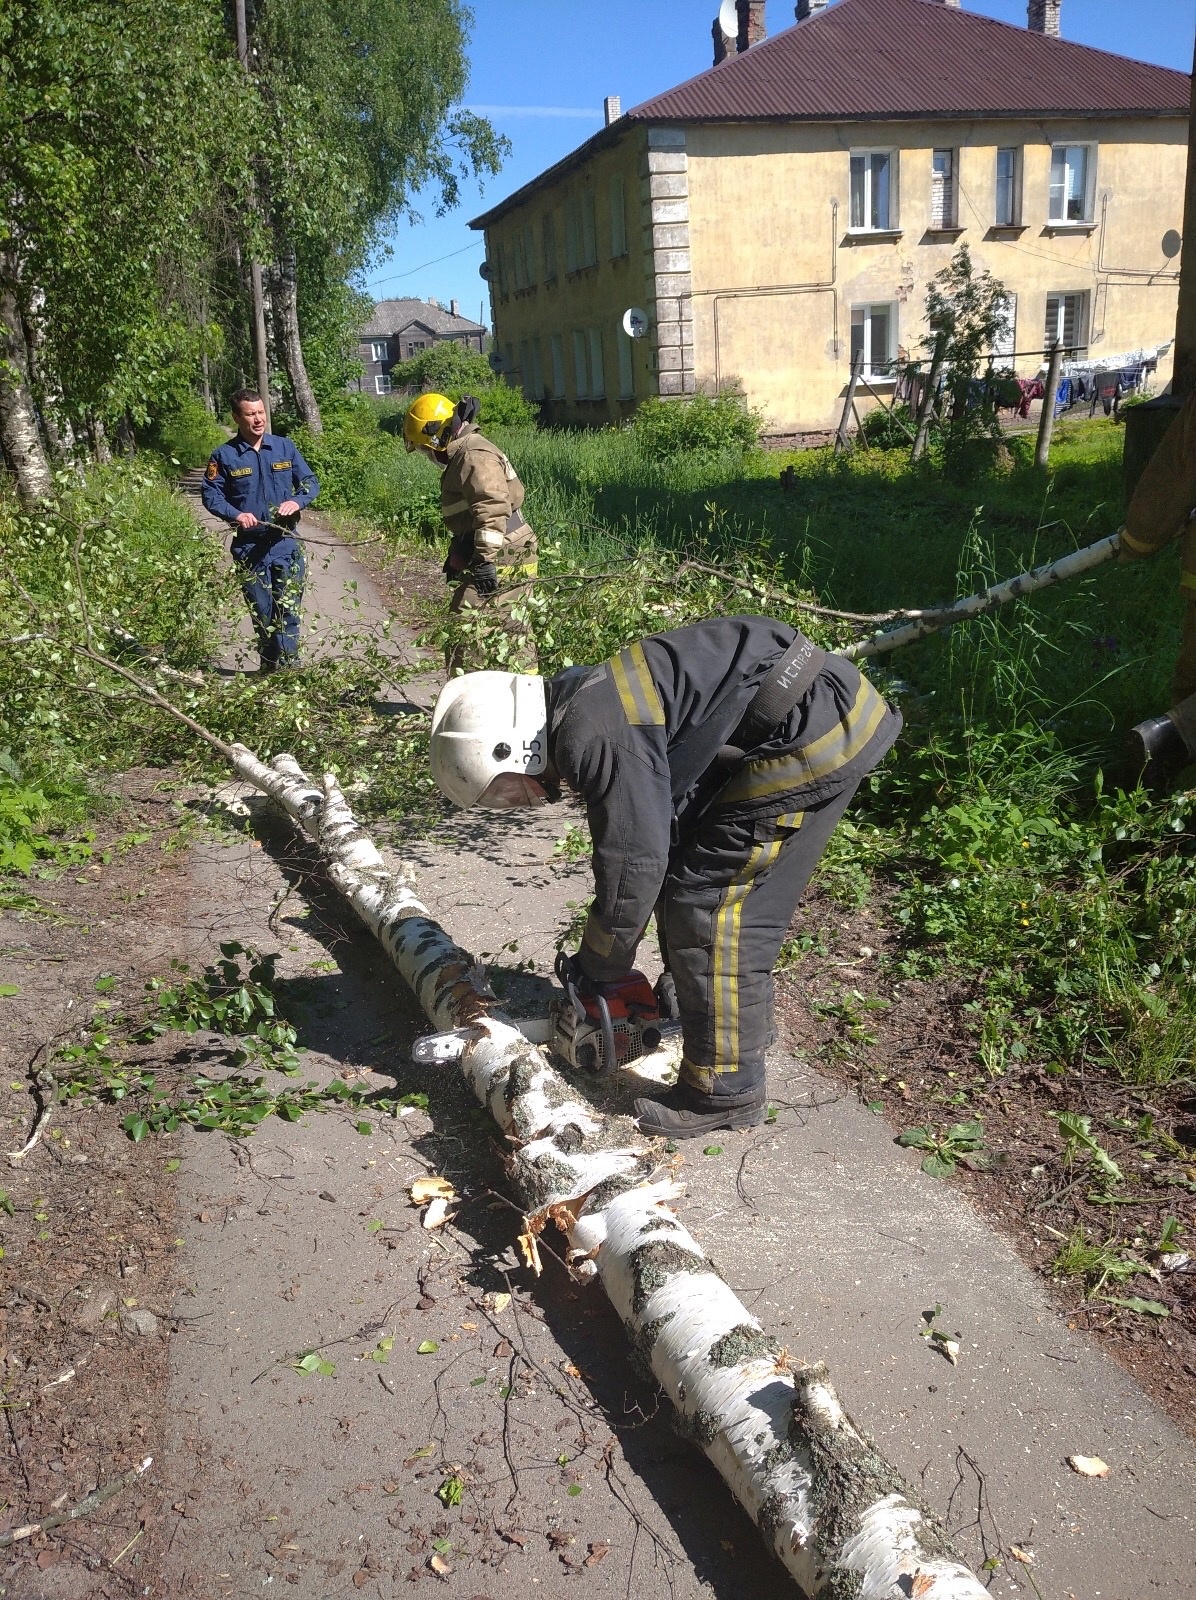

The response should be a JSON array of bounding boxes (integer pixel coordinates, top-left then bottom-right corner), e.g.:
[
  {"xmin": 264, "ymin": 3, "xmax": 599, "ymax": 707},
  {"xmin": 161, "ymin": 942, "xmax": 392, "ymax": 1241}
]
[
  {"xmin": 469, "ymin": 0, "xmax": 1188, "ymax": 432},
  {"xmin": 354, "ymin": 298, "xmax": 487, "ymax": 397}
]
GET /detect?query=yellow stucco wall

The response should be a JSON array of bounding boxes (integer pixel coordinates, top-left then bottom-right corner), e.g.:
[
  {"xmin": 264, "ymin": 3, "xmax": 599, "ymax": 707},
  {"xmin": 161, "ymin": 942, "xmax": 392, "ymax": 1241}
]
[
  {"xmin": 481, "ymin": 130, "xmax": 653, "ymax": 427},
  {"xmin": 685, "ymin": 118, "xmax": 1186, "ymax": 432}
]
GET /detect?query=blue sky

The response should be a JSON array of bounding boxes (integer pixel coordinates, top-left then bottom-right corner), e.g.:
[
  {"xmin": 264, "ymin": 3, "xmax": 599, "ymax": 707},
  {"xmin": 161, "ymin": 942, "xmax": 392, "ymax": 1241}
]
[{"xmin": 365, "ymin": 0, "xmax": 1195, "ymax": 325}]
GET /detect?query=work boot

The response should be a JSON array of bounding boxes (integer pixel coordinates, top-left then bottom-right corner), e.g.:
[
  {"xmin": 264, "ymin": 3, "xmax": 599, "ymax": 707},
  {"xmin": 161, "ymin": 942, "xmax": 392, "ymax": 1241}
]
[
  {"xmin": 634, "ymin": 1081, "xmax": 766, "ymax": 1140},
  {"xmin": 1127, "ymin": 714, "xmax": 1190, "ymax": 792}
]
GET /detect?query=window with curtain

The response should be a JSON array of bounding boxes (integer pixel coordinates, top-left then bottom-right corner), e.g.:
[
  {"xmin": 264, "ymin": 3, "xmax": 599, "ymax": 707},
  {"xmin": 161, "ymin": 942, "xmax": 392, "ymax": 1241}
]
[
  {"xmin": 550, "ymin": 333, "xmax": 565, "ymax": 397},
  {"xmin": 588, "ymin": 329, "xmax": 605, "ymax": 398},
  {"xmin": 850, "ymin": 303, "xmax": 895, "ymax": 377},
  {"xmin": 931, "ymin": 148, "xmax": 956, "ymax": 228},
  {"xmin": 572, "ymin": 329, "xmax": 588, "ymax": 398},
  {"xmin": 1044, "ymin": 291, "xmax": 1089, "ymax": 351},
  {"xmin": 1048, "ymin": 146, "xmax": 1094, "ymax": 223},
  {"xmin": 995, "ymin": 147, "xmax": 1021, "ymax": 226},
  {"xmin": 849, "ymin": 151, "xmax": 894, "ymax": 230}
]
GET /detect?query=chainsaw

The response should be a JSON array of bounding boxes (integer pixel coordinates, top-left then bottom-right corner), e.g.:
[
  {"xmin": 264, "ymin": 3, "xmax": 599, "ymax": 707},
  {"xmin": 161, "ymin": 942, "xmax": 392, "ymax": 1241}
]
[
  {"xmin": 410, "ymin": 958, "xmax": 680, "ymax": 1074},
  {"xmin": 548, "ymin": 952, "xmax": 680, "ymax": 1075}
]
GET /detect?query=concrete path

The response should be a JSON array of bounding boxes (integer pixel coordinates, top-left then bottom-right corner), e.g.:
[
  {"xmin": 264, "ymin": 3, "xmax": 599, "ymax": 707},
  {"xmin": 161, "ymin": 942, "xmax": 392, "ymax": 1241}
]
[{"xmin": 159, "ymin": 496, "xmax": 1195, "ymax": 1600}]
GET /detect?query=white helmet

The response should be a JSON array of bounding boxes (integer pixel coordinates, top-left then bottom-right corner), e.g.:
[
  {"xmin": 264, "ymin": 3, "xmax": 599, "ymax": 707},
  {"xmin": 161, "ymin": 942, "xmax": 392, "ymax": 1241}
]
[{"xmin": 429, "ymin": 672, "xmax": 549, "ymax": 809}]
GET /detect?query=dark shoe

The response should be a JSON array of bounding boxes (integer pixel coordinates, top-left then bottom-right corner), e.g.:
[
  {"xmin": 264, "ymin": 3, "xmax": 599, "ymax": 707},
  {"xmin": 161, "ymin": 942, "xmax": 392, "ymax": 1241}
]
[
  {"xmin": 634, "ymin": 1082, "xmax": 765, "ymax": 1140},
  {"xmin": 1128, "ymin": 714, "xmax": 1189, "ymax": 792}
]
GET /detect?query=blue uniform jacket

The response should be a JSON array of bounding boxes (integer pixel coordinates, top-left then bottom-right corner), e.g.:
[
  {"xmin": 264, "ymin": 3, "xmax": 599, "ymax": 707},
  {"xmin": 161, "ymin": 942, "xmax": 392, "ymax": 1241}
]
[{"xmin": 201, "ymin": 433, "xmax": 319, "ymax": 528}]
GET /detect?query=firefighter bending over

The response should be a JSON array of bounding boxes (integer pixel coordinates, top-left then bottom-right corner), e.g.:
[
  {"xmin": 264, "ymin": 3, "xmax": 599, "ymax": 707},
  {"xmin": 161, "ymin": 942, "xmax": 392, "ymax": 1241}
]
[
  {"xmin": 403, "ymin": 392, "xmax": 537, "ymax": 629},
  {"xmin": 428, "ymin": 616, "xmax": 901, "ymax": 1139},
  {"xmin": 1123, "ymin": 390, "xmax": 1196, "ymax": 785}
]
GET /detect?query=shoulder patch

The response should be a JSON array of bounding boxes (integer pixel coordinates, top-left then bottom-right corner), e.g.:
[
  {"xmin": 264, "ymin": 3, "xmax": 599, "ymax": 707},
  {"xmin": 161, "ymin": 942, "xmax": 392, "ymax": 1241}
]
[{"xmin": 205, "ymin": 459, "xmax": 219, "ymax": 481}]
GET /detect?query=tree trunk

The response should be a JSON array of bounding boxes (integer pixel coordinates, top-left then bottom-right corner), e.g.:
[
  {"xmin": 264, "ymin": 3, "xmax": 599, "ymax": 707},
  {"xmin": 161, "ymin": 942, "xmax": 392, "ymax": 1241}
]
[
  {"xmin": 273, "ymin": 248, "xmax": 322, "ymax": 434},
  {"xmin": 229, "ymin": 744, "xmax": 991, "ymax": 1600},
  {"xmin": 0, "ymin": 269, "xmax": 53, "ymax": 506}
]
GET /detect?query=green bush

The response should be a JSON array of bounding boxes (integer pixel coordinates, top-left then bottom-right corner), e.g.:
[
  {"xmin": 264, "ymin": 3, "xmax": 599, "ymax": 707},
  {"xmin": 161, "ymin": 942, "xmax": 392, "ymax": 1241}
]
[
  {"xmin": 144, "ymin": 393, "xmax": 226, "ymax": 469},
  {"xmin": 629, "ymin": 389, "xmax": 763, "ymax": 460},
  {"xmin": 859, "ymin": 404, "xmax": 915, "ymax": 450},
  {"xmin": 388, "ymin": 341, "xmax": 495, "ymax": 396}
]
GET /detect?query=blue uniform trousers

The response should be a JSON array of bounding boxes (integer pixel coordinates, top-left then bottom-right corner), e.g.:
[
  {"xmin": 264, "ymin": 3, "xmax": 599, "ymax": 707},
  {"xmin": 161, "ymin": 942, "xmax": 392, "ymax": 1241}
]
[{"xmin": 231, "ymin": 533, "xmax": 305, "ymax": 667}]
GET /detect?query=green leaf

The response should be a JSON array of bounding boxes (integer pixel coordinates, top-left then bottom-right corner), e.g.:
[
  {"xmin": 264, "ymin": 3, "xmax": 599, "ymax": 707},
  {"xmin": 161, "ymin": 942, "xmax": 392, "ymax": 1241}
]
[
  {"xmin": 355, "ymin": 1120, "xmax": 372, "ymax": 1135},
  {"xmin": 470, "ymin": 1376, "xmax": 486, "ymax": 1387},
  {"xmin": 897, "ymin": 1127, "xmax": 933, "ymax": 1149},
  {"xmin": 366, "ymin": 1218, "xmax": 384, "ymax": 1233},
  {"xmin": 567, "ymin": 1483, "xmax": 583, "ymax": 1497},
  {"xmin": 122, "ymin": 1115, "xmax": 149, "ymax": 1143},
  {"xmin": 0, "ymin": 986, "xmax": 19, "ymax": 998},
  {"xmin": 417, "ymin": 1340, "xmax": 439, "ymax": 1355},
  {"xmin": 296, "ymin": 1352, "xmax": 322, "ymax": 1374},
  {"xmin": 163, "ymin": 1158, "xmax": 181, "ymax": 1172},
  {"xmin": 702, "ymin": 1144, "xmax": 723, "ymax": 1157},
  {"xmin": 94, "ymin": 975, "xmax": 118, "ymax": 993},
  {"xmin": 436, "ymin": 1474, "xmax": 464, "ymax": 1507},
  {"xmin": 1100, "ymin": 1295, "xmax": 1169, "ymax": 1318},
  {"xmin": 921, "ymin": 1152, "xmax": 957, "ymax": 1179}
]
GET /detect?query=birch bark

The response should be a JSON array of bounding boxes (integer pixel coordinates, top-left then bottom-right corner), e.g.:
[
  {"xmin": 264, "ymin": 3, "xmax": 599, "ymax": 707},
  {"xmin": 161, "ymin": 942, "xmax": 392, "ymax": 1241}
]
[
  {"xmin": 272, "ymin": 250, "xmax": 323, "ymax": 435},
  {"xmin": 0, "ymin": 264, "xmax": 52, "ymax": 506}
]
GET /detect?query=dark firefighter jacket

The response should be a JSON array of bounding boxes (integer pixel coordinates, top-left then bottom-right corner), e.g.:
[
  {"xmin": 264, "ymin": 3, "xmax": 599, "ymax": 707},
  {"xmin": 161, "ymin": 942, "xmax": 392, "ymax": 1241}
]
[
  {"xmin": 201, "ymin": 433, "xmax": 319, "ymax": 528},
  {"xmin": 1122, "ymin": 391, "xmax": 1196, "ymax": 596},
  {"xmin": 545, "ymin": 615, "xmax": 902, "ymax": 982}
]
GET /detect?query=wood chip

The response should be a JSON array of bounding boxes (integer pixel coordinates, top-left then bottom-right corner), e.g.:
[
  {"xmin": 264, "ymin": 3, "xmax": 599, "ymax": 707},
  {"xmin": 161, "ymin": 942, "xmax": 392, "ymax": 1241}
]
[
  {"xmin": 411, "ymin": 1176, "xmax": 455, "ymax": 1206},
  {"xmin": 1067, "ymin": 1454, "xmax": 1110, "ymax": 1478}
]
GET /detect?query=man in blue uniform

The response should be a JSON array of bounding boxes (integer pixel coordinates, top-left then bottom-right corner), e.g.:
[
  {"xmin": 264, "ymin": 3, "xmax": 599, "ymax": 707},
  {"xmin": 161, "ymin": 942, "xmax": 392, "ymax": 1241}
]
[{"xmin": 201, "ymin": 389, "xmax": 320, "ymax": 671}]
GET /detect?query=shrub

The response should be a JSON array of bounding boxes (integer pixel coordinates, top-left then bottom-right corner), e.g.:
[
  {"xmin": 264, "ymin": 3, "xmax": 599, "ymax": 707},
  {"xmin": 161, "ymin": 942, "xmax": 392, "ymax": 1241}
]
[
  {"xmin": 859, "ymin": 404, "xmax": 916, "ymax": 450},
  {"xmin": 388, "ymin": 341, "xmax": 495, "ymax": 396},
  {"xmin": 629, "ymin": 389, "xmax": 763, "ymax": 460},
  {"xmin": 144, "ymin": 393, "xmax": 226, "ymax": 469}
]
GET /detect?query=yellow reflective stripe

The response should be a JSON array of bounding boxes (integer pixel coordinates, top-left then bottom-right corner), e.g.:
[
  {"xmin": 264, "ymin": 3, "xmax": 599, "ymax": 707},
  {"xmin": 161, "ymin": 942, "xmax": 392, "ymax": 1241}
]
[
  {"xmin": 712, "ymin": 838, "xmax": 782, "ymax": 1070},
  {"xmin": 775, "ymin": 811, "xmax": 804, "ymax": 829},
  {"xmin": 441, "ymin": 497, "xmax": 471, "ymax": 516},
  {"xmin": 581, "ymin": 913, "xmax": 614, "ymax": 958},
  {"xmin": 610, "ymin": 641, "xmax": 665, "ymax": 727},
  {"xmin": 721, "ymin": 682, "xmax": 887, "ymax": 802},
  {"xmin": 1119, "ymin": 527, "xmax": 1154, "ymax": 554}
]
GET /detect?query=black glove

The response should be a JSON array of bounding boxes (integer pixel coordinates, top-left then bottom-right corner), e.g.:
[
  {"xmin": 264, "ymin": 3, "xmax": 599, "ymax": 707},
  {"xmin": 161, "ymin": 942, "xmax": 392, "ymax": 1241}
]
[
  {"xmin": 470, "ymin": 561, "xmax": 498, "ymax": 598},
  {"xmin": 454, "ymin": 394, "xmax": 481, "ymax": 429}
]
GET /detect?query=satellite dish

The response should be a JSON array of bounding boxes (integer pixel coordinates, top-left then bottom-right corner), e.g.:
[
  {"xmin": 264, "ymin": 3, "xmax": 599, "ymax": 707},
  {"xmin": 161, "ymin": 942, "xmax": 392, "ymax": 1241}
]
[
  {"xmin": 1161, "ymin": 229, "xmax": 1182, "ymax": 260},
  {"xmin": 622, "ymin": 306, "xmax": 649, "ymax": 340},
  {"xmin": 479, "ymin": 260, "xmax": 491, "ymax": 280},
  {"xmin": 717, "ymin": 0, "xmax": 737, "ymax": 39},
  {"xmin": 488, "ymin": 351, "xmax": 506, "ymax": 372}
]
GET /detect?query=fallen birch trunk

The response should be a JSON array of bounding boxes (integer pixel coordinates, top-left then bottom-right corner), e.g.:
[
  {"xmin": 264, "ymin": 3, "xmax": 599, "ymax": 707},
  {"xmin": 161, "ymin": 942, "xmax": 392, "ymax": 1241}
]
[
  {"xmin": 230, "ymin": 741, "xmax": 988, "ymax": 1599},
  {"xmin": 840, "ymin": 532, "xmax": 1121, "ymax": 661}
]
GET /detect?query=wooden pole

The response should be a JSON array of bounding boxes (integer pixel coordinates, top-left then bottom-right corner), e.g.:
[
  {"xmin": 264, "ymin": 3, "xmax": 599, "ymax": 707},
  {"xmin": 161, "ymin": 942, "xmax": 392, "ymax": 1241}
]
[
  {"xmin": 1034, "ymin": 341, "xmax": 1063, "ymax": 468},
  {"xmin": 834, "ymin": 352, "xmax": 862, "ymax": 453},
  {"xmin": 910, "ymin": 333, "xmax": 946, "ymax": 462},
  {"xmin": 234, "ymin": 0, "xmax": 272, "ymax": 429}
]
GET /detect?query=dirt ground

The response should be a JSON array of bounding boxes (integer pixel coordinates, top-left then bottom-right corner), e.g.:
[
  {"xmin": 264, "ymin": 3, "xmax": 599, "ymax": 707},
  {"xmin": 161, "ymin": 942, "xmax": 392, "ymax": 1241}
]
[{"xmin": 773, "ymin": 880, "xmax": 1196, "ymax": 1442}]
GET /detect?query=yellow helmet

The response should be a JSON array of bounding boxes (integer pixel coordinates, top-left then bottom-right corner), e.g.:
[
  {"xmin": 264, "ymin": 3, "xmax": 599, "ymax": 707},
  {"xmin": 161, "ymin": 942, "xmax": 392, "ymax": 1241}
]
[{"xmin": 403, "ymin": 392, "xmax": 455, "ymax": 453}]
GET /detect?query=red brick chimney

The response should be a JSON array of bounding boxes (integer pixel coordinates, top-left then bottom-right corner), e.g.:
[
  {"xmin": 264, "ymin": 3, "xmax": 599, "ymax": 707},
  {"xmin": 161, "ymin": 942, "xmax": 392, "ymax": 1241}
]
[
  {"xmin": 736, "ymin": 0, "xmax": 766, "ymax": 51},
  {"xmin": 1028, "ymin": 0, "xmax": 1062, "ymax": 35}
]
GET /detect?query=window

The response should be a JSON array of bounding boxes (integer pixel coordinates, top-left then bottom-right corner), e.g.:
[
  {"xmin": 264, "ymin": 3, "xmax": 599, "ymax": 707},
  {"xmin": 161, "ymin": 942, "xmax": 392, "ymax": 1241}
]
[
  {"xmin": 564, "ymin": 199, "xmax": 579, "ymax": 273},
  {"xmin": 930, "ymin": 148, "xmax": 956, "ymax": 229},
  {"xmin": 992, "ymin": 293, "xmax": 1017, "ymax": 361},
  {"xmin": 617, "ymin": 328, "xmax": 635, "ymax": 398},
  {"xmin": 542, "ymin": 213, "xmax": 557, "ymax": 280},
  {"xmin": 1049, "ymin": 145, "xmax": 1094, "ymax": 224},
  {"xmin": 580, "ymin": 191, "xmax": 597, "ymax": 267},
  {"xmin": 588, "ymin": 329, "xmax": 605, "ymax": 399},
  {"xmin": 523, "ymin": 222, "xmax": 537, "ymax": 285},
  {"xmin": 572, "ymin": 330, "xmax": 588, "ymax": 399},
  {"xmin": 609, "ymin": 174, "xmax": 627, "ymax": 257},
  {"xmin": 850, "ymin": 303, "xmax": 895, "ymax": 377},
  {"xmin": 374, "ymin": 374, "xmax": 392, "ymax": 395},
  {"xmin": 995, "ymin": 147, "xmax": 1021, "ymax": 226},
  {"xmin": 531, "ymin": 338, "xmax": 545, "ymax": 399},
  {"xmin": 1044, "ymin": 291, "xmax": 1089, "ymax": 352},
  {"xmin": 550, "ymin": 333, "xmax": 565, "ymax": 396},
  {"xmin": 850, "ymin": 151, "xmax": 894, "ymax": 230},
  {"xmin": 369, "ymin": 341, "xmax": 387, "ymax": 363},
  {"xmin": 513, "ymin": 232, "xmax": 526, "ymax": 291}
]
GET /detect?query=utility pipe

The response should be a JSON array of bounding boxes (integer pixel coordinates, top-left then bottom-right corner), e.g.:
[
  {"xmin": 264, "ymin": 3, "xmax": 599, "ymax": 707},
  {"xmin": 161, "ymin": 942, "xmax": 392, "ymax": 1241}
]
[
  {"xmin": 840, "ymin": 532, "xmax": 1122, "ymax": 662},
  {"xmin": 228, "ymin": 742, "xmax": 989, "ymax": 1600}
]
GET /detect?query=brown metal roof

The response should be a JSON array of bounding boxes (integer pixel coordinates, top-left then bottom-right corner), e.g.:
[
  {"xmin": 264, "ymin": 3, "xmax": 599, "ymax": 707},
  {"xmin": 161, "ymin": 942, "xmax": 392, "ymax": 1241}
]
[{"xmin": 624, "ymin": 0, "xmax": 1190, "ymax": 123}]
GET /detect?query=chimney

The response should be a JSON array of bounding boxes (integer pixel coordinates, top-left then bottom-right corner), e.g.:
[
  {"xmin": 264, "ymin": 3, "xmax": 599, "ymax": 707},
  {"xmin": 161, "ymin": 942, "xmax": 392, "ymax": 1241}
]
[
  {"xmin": 736, "ymin": 0, "xmax": 766, "ymax": 51},
  {"xmin": 795, "ymin": 0, "xmax": 827, "ymax": 17},
  {"xmin": 604, "ymin": 95, "xmax": 621, "ymax": 126},
  {"xmin": 450, "ymin": 299, "xmax": 460, "ymax": 317},
  {"xmin": 1028, "ymin": 0, "xmax": 1061, "ymax": 34}
]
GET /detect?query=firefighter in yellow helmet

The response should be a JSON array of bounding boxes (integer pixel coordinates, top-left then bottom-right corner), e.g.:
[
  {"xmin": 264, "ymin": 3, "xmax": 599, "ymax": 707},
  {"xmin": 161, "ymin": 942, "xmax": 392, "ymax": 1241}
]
[
  {"xmin": 403, "ymin": 392, "xmax": 537, "ymax": 627},
  {"xmin": 1122, "ymin": 391, "xmax": 1196, "ymax": 787}
]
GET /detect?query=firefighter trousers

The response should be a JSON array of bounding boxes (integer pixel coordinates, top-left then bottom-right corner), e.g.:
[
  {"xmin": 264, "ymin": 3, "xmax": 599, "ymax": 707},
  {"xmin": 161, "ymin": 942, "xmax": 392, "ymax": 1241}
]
[{"xmin": 656, "ymin": 782, "xmax": 858, "ymax": 1105}]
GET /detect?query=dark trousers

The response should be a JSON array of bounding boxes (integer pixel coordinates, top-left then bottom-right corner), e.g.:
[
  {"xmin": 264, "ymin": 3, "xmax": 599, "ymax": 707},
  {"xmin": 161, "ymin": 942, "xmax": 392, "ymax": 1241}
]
[
  {"xmin": 232, "ymin": 534, "xmax": 305, "ymax": 667},
  {"xmin": 657, "ymin": 784, "xmax": 858, "ymax": 1104}
]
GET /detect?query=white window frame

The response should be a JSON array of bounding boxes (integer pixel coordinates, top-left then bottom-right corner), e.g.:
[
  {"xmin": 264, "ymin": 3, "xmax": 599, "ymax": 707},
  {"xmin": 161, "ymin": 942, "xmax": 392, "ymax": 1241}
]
[
  {"xmin": 609, "ymin": 174, "xmax": 627, "ymax": 258},
  {"xmin": 550, "ymin": 332, "xmax": 565, "ymax": 397},
  {"xmin": 588, "ymin": 328, "xmax": 605, "ymax": 399},
  {"xmin": 850, "ymin": 302, "xmax": 896, "ymax": 378},
  {"xmin": 1048, "ymin": 144, "xmax": 1096, "ymax": 225},
  {"xmin": 369, "ymin": 341, "xmax": 387, "ymax": 363},
  {"xmin": 930, "ymin": 147, "xmax": 957, "ymax": 230},
  {"xmin": 849, "ymin": 149, "xmax": 896, "ymax": 232},
  {"xmin": 542, "ymin": 212, "xmax": 557, "ymax": 280},
  {"xmin": 1044, "ymin": 291, "xmax": 1089, "ymax": 353},
  {"xmin": 572, "ymin": 329, "xmax": 588, "ymax": 399},
  {"xmin": 617, "ymin": 327, "xmax": 635, "ymax": 398},
  {"xmin": 374, "ymin": 374, "xmax": 392, "ymax": 396},
  {"xmin": 995, "ymin": 146, "xmax": 1022, "ymax": 227}
]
